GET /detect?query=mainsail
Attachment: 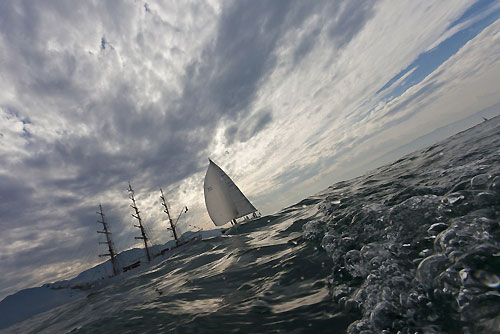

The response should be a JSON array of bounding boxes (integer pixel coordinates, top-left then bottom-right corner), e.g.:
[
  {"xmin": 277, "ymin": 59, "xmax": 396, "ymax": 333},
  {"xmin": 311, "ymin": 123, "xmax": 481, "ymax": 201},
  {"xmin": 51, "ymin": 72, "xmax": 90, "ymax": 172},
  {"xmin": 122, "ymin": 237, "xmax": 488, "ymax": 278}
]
[{"xmin": 204, "ymin": 159, "xmax": 257, "ymax": 226}]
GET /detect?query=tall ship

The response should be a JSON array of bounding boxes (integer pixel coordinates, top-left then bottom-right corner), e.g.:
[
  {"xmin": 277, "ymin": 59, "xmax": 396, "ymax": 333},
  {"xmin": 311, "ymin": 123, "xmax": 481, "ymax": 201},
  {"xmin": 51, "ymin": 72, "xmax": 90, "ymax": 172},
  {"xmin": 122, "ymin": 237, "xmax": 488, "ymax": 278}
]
[{"xmin": 203, "ymin": 159, "xmax": 259, "ymax": 226}]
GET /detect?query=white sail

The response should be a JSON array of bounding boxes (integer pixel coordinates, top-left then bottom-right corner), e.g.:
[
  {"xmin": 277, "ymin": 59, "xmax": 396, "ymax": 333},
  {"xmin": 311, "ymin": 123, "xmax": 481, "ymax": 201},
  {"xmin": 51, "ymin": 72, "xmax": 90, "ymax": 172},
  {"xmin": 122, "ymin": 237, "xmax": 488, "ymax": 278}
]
[{"xmin": 204, "ymin": 159, "xmax": 257, "ymax": 226}]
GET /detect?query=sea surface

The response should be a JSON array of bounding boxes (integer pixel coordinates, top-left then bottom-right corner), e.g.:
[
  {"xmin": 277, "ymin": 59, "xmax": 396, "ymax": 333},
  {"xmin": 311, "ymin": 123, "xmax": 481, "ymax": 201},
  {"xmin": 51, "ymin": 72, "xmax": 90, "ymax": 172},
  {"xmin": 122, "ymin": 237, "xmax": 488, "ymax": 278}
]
[{"xmin": 3, "ymin": 116, "xmax": 500, "ymax": 334}]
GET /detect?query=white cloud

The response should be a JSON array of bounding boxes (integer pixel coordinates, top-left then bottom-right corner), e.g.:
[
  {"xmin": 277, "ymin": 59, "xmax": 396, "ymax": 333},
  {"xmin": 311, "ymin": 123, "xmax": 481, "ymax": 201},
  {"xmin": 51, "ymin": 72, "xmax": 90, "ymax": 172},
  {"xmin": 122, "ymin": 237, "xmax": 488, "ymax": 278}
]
[
  {"xmin": 210, "ymin": 1, "xmax": 474, "ymax": 209},
  {"xmin": 299, "ymin": 16, "xmax": 500, "ymax": 195}
]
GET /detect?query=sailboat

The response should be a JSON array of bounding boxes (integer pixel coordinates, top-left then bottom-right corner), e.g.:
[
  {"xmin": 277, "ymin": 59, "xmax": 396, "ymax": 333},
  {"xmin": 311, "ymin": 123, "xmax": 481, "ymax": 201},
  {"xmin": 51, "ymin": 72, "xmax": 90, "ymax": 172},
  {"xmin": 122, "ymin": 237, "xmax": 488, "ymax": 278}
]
[{"xmin": 204, "ymin": 159, "xmax": 259, "ymax": 226}]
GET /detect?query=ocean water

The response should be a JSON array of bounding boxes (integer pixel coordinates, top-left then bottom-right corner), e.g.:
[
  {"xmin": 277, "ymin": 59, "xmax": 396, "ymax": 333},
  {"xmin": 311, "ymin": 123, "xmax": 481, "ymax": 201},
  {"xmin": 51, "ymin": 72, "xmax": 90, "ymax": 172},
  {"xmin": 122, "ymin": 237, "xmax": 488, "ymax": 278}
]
[{"xmin": 4, "ymin": 117, "xmax": 500, "ymax": 334}]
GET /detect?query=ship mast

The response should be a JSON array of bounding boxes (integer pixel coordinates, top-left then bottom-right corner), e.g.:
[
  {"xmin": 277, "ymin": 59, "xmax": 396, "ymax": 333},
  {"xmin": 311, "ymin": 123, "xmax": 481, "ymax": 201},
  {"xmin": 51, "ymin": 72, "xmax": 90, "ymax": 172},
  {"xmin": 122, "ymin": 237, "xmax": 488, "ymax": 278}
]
[
  {"xmin": 96, "ymin": 203, "xmax": 120, "ymax": 276},
  {"xmin": 128, "ymin": 183, "xmax": 151, "ymax": 262},
  {"xmin": 160, "ymin": 188, "xmax": 179, "ymax": 243}
]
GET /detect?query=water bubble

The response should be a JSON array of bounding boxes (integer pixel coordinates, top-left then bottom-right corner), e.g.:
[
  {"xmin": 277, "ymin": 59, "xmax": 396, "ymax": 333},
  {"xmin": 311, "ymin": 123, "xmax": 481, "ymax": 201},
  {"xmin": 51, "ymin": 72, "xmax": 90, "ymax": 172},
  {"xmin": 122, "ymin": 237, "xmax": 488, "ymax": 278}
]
[
  {"xmin": 418, "ymin": 249, "xmax": 433, "ymax": 257},
  {"xmin": 332, "ymin": 284, "xmax": 351, "ymax": 303},
  {"xmin": 416, "ymin": 255, "xmax": 448, "ymax": 286},
  {"xmin": 472, "ymin": 270, "xmax": 500, "ymax": 288},
  {"xmin": 490, "ymin": 176, "xmax": 500, "ymax": 192},
  {"xmin": 444, "ymin": 193, "xmax": 464, "ymax": 205},
  {"xmin": 427, "ymin": 223, "xmax": 448, "ymax": 236},
  {"xmin": 447, "ymin": 250, "xmax": 464, "ymax": 262},
  {"xmin": 302, "ymin": 219, "xmax": 326, "ymax": 240},
  {"xmin": 471, "ymin": 174, "xmax": 489, "ymax": 189},
  {"xmin": 345, "ymin": 250, "xmax": 363, "ymax": 277},
  {"xmin": 459, "ymin": 291, "xmax": 500, "ymax": 322},
  {"xmin": 459, "ymin": 269, "xmax": 469, "ymax": 282},
  {"xmin": 344, "ymin": 299, "xmax": 358, "ymax": 312},
  {"xmin": 370, "ymin": 301, "xmax": 396, "ymax": 330},
  {"xmin": 474, "ymin": 191, "xmax": 497, "ymax": 207}
]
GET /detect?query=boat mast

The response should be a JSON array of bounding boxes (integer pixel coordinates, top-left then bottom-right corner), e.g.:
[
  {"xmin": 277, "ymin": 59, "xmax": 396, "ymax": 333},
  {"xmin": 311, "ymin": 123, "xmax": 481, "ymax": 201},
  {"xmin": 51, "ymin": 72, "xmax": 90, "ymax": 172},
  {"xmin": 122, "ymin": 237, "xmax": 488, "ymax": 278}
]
[
  {"xmin": 160, "ymin": 188, "xmax": 178, "ymax": 243},
  {"xmin": 96, "ymin": 203, "xmax": 120, "ymax": 276},
  {"xmin": 128, "ymin": 183, "xmax": 151, "ymax": 262}
]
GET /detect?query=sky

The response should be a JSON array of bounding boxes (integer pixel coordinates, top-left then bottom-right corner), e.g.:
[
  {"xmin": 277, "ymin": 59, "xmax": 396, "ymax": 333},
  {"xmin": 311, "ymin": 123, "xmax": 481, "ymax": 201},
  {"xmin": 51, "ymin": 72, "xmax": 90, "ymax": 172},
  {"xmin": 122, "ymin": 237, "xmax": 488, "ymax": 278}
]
[{"xmin": 1, "ymin": 0, "xmax": 500, "ymax": 301}]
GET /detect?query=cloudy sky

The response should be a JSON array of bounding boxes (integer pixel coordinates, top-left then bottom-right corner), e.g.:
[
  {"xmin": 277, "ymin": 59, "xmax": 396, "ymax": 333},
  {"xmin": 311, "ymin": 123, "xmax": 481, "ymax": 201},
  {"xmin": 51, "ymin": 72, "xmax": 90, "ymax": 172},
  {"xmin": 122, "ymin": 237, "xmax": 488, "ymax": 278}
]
[{"xmin": 1, "ymin": 0, "xmax": 500, "ymax": 300}]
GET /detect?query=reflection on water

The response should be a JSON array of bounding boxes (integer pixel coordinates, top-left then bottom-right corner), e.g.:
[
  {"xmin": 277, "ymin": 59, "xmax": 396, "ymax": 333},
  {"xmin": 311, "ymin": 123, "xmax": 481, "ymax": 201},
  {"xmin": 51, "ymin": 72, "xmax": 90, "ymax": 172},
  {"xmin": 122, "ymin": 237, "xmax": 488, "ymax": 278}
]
[
  {"xmin": 5, "ymin": 117, "xmax": 500, "ymax": 333},
  {"xmin": 5, "ymin": 204, "xmax": 351, "ymax": 333}
]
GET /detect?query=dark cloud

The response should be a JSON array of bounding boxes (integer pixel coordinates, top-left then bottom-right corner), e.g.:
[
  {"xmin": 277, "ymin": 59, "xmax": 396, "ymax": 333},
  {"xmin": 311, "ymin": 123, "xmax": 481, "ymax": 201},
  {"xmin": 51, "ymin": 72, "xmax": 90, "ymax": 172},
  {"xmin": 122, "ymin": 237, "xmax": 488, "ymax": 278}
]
[
  {"xmin": 0, "ymin": 0, "xmax": 382, "ymax": 300},
  {"xmin": 292, "ymin": 1, "xmax": 376, "ymax": 64},
  {"xmin": 207, "ymin": 1, "xmax": 289, "ymax": 114},
  {"xmin": 225, "ymin": 109, "xmax": 273, "ymax": 144},
  {"xmin": 0, "ymin": 175, "xmax": 35, "ymax": 227},
  {"xmin": 293, "ymin": 26, "xmax": 322, "ymax": 65},
  {"xmin": 177, "ymin": 0, "xmax": 324, "ymax": 132},
  {"xmin": 326, "ymin": 1, "xmax": 376, "ymax": 49},
  {"xmin": 177, "ymin": 0, "xmax": 376, "ymax": 139}
]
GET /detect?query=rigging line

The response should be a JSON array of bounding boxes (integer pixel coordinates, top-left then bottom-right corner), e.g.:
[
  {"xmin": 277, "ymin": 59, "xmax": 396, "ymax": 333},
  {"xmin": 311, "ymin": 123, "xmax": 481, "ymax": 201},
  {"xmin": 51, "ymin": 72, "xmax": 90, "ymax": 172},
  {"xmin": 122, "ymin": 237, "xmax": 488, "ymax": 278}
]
[
  {"xmin": 146, "ymin": 217, "xmax": 164, "ymax": 244},
  {"xmin": 79, "ymin": 245, "xmax": 96, "ymax": 280},
  {"xmin": 92, "ymin": 240, "xmax": 109, "ymax": 279},
  {"xmin": 144, "ymin": 223, "xmax": 163, "ymax": 257},
  {"xmin": 143, "ymin": 232, "xmax": 157, "ymax": 257},
  {"xmin": 153, "ymin": 224, "xmax": 166, "ymax": 248},
  {"xmin": 150, "ymin": 236, "xmax": 163, "ymax": 256},
  {"xmin": 79, "ymin": 232, "xmax": 104, "ymax": 282},
  {"xmin": 136, "ymin": 224, "xmax": 158, "ymax": 260}
]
